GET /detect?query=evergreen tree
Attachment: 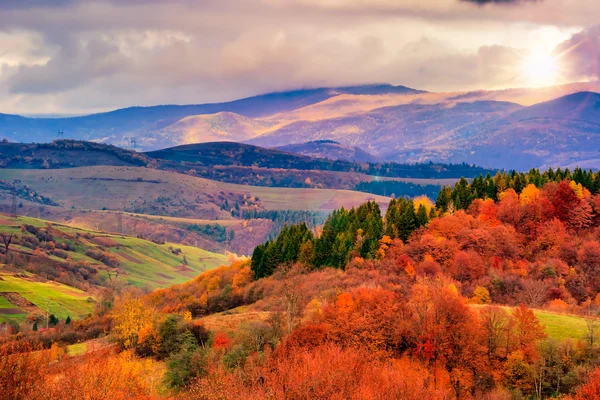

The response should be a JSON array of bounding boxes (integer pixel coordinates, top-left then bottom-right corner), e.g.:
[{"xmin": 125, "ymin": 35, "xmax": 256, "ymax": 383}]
[
  {"xmin": 397, "ymin": 201, "xmax": 416, "ymax": 242},
  {"xmin": 48, "ymin": 314, "xmax": 59, "ymax": 327},
  {"xmin": 65, "ymin": 316, "xmax": 71, "ymax": 325},
  {"xmin": 416, "ymin": 204, "xmax": 429, "ymax": 228}
]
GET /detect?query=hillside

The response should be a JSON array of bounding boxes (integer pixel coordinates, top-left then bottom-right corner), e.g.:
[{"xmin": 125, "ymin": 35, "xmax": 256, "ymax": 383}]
[
  {"xmin": 0, "ymin": 166, "xmax": 391, "ymax": 216},
  {"xmin": 0, "ymin": 213, "xmax": 228, "ymax": 323},
  {"xmin": 277, "ymin": 140, "xmax": 379, "ymax": 163}
]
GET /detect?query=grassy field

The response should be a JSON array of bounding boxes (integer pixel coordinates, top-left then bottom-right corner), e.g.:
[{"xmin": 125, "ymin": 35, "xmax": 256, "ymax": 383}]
[
  {"xmin": 0, "ymin": 273, "xmax": 94, "ymax": 323},
  {"xmin": 0, "ymin": 214, "xmax": 230, "ymax": 322},
  {"xmin": 533, "ymin": 310, "xmax": 589, "ymax": 342},
  {"xmin": 472, "ymin": 304, "xmax": 591, "ymax": 342},
  {"xmin": 1, "ymin": 166, "xmax": 391, "ymax": 215}
]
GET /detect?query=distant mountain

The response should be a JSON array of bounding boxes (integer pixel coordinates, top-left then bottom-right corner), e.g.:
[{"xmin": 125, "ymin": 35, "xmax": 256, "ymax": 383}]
[
  {"xmin": 0, "ymin": 84, "xmax": 419, "ymax": 148},
  {"xmin": 277, "ymin": 140, "xmax": 379, "ymax": 163},
  {"xmin": 2, "ymin": 83, "xmax": 600, "ymax": 169},
  {"xmin": 506, "ymin": 91, "xmax": 600, "ymax": 123}
]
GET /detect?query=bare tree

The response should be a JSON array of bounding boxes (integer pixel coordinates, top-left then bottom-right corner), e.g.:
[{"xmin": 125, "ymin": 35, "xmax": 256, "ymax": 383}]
[
  {"xmin": 0, "ymin": 233, "xmax": 13, "ymax": 255},
  {"xmin": 585, "ymin": 313, "xmax": 599, "ymax": 348},
  {"xmin": 518, "ymin": 279, "xmax": 550, "ymax": 308}
]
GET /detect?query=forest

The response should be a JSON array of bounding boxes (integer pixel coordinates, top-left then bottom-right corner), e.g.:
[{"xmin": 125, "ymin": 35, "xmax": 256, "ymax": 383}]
[{"xmin": 3, "ymin": 168, "xmax": 600, "ymax": 399}]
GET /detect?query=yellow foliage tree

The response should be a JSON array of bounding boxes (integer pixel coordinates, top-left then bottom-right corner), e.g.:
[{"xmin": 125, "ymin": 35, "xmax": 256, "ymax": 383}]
[
  {"xmin": 519, "ymin": 184, "xmax": 540, "ymax": 205},
  {"xmin": 111, "ymin": 293, "xmax": 156, "ymax": 349},
  {"xmin": 413, "ymin": 195, "xmax": 435, "ymax": 213},
  {"xmin": 470, "ymin": 286, "xmax": 491, "ymax": 304}
]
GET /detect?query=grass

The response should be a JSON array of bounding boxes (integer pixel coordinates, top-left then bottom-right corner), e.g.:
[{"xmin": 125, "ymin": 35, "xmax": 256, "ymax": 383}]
[
  {"xmin": 0, "ymin": 273, "xmax": 94, "ymax": 323},
  {"xmin": 472, "ymin": 304, "xmax": 591, "ymax": 342},
  {"xmin": 67, "ymin": 342, "xmax": 87, "ymax": 356},
  {"xmin": 0, "ymin": 214, "xmax": 230, "ymax": 322},
  {"xmin": 533, "ymin": 310, "xmax": 589, "ymax": 342},
  {"xmin": 200, "ymin": 309, "xmax": 272, "ymax": 334},
  {"xmin": 0, "ymin": 166, "xmax": 391, "ymax": 213},
  {"xmin": 104, "ymin": 236, "xmax": 229, "ymax": 289}
]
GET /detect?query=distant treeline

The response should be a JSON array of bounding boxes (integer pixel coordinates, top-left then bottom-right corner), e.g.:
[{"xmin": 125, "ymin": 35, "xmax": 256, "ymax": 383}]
[
  {"xmin": 240, "ymin": 209, "xmax": 329, "ymax": 240},
  {"xmin": 149, "ymin": 142, "xmax": 497, "ymax": 179},
  {"xmin": 185, "ymin": 223, "xmax": 234, "ymax": 243},
  {"xmin": 354, "ymin": 180, "xmax": 441, "ymax": 200},
  {"xmin": 437, "ymin": 167, "xmax": 600, "ymax": 212}
]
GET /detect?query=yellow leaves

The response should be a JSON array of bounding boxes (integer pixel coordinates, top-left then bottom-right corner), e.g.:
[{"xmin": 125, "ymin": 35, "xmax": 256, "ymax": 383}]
[
  {"xmin": 207, "ymin": 276, "xmax": 221, "ymax": 293},
  {"xmin": 182, "ymin": 310, "xmax": 193, "ymax": 322},
  {"xmin": 303, "ymin": 298, "xmax": 323, "ymax": 323},
  {"xmin": 519, "ymin": 184, "xmax": 540, "ymax": 205},
  {"xmin": 570, "ymin": 180, "xmax": 591, "ymax": 199},
  {"xmin": 49, "ymin": 342, "xmax": 65, "ymax": 362},
  {"xmin": 447, "ymin": 283, "xmax": 459, "ymax": 297},
  {"xmin": 498, "ymin": 188, "xmax": 518, "ymax": 202},
  {"xmin": 111, "ymin": 293, "xmax": 156, "ymax": 349},
  {"xmin": 199, "ymin": 292, "xmax": 208, "ymax": 308},
  {"xmin": 470, "ymin": 286, "xmax": 490, "ymax": 304},
  {"xmin": 376, "ymin": 235, "xmax": 393, "ymax": 259},
  {"xmin": 413, "ymin": 195, "xmax": 434, "ymax": 213}
]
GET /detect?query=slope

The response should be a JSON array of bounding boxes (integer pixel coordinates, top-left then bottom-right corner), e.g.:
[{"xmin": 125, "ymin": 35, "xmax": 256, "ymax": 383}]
[
  {"xmin": 0, "ymin": 166, "xmax": 392, "ymax": 216},
  {"xmin": 0, "ymin": 213, "xmax": 229, "ymax": 323}
]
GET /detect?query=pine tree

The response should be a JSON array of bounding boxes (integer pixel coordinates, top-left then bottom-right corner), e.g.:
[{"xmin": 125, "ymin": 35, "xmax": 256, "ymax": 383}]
[
  {"xmin": 65, "ymin": 316, "xmax": 71, "ymax": 325},
  {"xmin": 436, "ymin": 186, "xmax": 453, "ymax": 212},
  {"xmin": 416, "ymin": 204, "xmax": 429, "ymax": 228},
  {"xmin": 397, "ymin": 201, "xmax": 417, "ymax": 242},
  {"xmin": 49, "ymin": 314, "xmax": 59, "ymax": 327}
]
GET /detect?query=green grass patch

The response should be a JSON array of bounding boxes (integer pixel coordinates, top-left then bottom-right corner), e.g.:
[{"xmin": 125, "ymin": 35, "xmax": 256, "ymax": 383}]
[
  {"xmin": 0, "ymin": 296, "xmax": 16, "ymax": 308},
  {"xmin": 533, "ymin": 310, "xmax": 588, "ymax": 342},
  {"xmin": 0, "ymin": 274, "xmax": 94, "ymax": 323}
]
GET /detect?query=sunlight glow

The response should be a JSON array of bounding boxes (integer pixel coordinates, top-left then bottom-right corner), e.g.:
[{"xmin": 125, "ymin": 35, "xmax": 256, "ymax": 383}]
[{"xmin": 522, "ymin": 52, "xmax": 560, "ymax": 87}]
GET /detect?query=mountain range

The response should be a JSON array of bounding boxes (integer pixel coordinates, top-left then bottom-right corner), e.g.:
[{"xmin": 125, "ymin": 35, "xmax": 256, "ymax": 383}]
[{"xmin": 2, "ymin": 82, "xmax": 600, "ymax": 170}]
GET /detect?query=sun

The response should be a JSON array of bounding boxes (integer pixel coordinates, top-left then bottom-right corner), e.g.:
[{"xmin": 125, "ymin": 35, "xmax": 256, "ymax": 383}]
[{"xmin": 522, "ymin": 52, "xmax": 560, "ymax": 87}]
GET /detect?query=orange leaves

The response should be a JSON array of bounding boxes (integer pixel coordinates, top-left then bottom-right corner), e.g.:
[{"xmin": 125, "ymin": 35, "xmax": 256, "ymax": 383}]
[
  {"xmin": 325, "ymin": 288, "xmax": 405, "ymax": 355},
  {"xmin": 575, "ymin": 367, "xmax": 600, "ymax": 400},
  {"xmin": 212, "ymin": 331, "xmax": 231, "ymax": 350},
  {"xmin": 513, "ymin": 304, "xmax": 547, "ymax": 361},
  {"xmin": 335, "ymin": 292, "xmax": 355, "ymax": 313}
]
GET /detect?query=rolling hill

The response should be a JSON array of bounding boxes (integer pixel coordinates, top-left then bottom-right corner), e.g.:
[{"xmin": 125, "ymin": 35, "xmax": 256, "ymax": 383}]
[
  {"xmin": 0, "ymin": 213, "xmax": 229, "ymax": 323},
  {"xmin": 0, "ymin": 166, "xmax": 392, "ymax": 215},
  {"xmin": 277, "ymin": 140, "xmax": 379, "ymax": 163}
]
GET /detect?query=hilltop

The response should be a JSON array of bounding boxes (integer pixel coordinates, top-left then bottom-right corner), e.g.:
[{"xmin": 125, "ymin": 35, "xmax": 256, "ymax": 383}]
[{"xmin": 277, "ymin": 140, "xmax": 379, "ymax": 163}]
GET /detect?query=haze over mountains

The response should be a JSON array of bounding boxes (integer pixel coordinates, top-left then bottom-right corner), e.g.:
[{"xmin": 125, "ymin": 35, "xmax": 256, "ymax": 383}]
[{"xmin": 2, "ymin": 82, "xmax": 600, "ymax": 170}]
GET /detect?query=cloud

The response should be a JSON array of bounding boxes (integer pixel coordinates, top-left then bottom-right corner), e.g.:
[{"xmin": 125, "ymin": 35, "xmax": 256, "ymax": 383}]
[
  {"xmin": 554, "ymin": 24, "xmax": 600, "ymax": 82},
  {"xmin": 0, "ymin": 0, "xmax": 596, "ymax": 114}
]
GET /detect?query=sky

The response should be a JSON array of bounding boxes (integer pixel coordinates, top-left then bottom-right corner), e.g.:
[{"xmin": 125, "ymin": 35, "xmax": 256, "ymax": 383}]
[{"xmin": 0, "ymin": 0, "xmax": 598, "ymax": 115}]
